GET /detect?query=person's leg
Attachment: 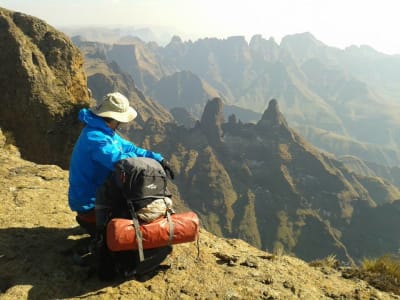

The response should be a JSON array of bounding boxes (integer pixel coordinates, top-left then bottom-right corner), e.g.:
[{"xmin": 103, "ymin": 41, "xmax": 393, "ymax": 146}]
[
  {"xmin": 94, "ymin": 180, "xmax": 117, "ymax": 280},
  {"xmin": 70, "ymin": 210, "xmax": 97, "ymax": 266},
  {"xmin": 95, "ymin": 184, "xmax": 112, "ymax": 234},
  {"xmin": 76, "ymin": 209, "xmax": 96, "ymax": 236}
]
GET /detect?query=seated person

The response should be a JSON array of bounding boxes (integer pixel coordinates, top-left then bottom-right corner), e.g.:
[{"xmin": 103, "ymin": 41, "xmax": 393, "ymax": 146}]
[{"xmin": 68, "ymin": 92, "xmax": 173, "ymax": 236}]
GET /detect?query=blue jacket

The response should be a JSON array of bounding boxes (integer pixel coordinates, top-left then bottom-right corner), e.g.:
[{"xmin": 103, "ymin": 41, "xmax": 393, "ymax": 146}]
[{"xmin": 68, "ymin": 108, "xmax": 163, "ymax": 212}]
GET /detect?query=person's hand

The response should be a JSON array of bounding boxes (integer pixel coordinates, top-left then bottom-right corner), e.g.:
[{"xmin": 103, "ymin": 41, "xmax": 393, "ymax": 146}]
[{"xmin": 161, "ymin": 160, "xmax": 175, "ymax": 180}]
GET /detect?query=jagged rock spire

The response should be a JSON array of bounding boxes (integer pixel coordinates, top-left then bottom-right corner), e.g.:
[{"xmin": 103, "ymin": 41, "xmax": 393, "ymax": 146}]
[
  {"xmin": 200, "ymin": 97, "xmax": 224, "ymax": 144},
  {"xmin": 257, "ymin": 99, "xmax": 288, "ymax": 128}
]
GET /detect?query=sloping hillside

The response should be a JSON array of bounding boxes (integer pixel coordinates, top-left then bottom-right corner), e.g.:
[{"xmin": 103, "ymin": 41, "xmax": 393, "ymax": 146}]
[{"xmin": 0, "ymin": 129, "xmax": 398, "ymax": 300}]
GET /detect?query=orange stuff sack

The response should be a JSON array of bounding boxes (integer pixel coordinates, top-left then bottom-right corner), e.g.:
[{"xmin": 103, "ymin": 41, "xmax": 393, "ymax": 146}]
[{"xmin": 106, "ymin": 212, "xmax": 199, "ymax": 251}]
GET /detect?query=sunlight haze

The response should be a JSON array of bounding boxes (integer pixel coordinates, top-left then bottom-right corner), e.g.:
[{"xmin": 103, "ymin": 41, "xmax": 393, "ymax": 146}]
[{"xmin": 0, "ymin": 0, "xmax": 399, "ymax": 55}]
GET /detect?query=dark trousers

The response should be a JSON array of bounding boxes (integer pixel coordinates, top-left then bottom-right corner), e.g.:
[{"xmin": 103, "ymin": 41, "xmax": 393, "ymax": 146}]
[{"xmin": 76, "ymin": 209, "xmax": 96, "ymax": 236}]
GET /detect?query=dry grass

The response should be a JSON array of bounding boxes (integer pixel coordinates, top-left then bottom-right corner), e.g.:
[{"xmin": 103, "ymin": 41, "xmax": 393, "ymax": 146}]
[
  {"xmin": 362, "ymin": 255, "xmax": 400, "ymax": 278},
  {"xmin": 340, "ymin": 254, "xmax": 400, "ymax": 296},
  {"xmin": 309, "ymin": 254, "xmax": 339, "ymax": 269},
  {"xmin": 359, "ymin": 254, "xmax": 400, "ymax": 294}
]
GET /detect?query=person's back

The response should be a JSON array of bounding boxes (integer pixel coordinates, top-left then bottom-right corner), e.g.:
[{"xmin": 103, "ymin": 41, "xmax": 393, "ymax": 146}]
[{"xmin": 68, "ymin": 108, "xmax": 118, "ymax": 212}]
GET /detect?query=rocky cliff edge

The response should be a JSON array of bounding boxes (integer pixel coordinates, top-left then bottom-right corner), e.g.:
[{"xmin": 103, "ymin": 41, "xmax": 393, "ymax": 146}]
[{"xmin": 0, "ymin": 130, "xmax": 397, "ymax": 300}]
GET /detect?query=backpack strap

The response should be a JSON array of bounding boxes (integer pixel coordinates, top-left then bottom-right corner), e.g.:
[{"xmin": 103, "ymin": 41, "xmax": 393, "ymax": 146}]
[
  {"xmin": 127, "ymin": 200, "xmax": 144, "ymax": 262},
  {"xmin": 166, "ymin": 209, "xmax": 174, "ymax": 245},
  {"xmin": 162, "ymin": 197, "xmax": 174, "ymax": 245},
  {"xmin": 123, "ymin": 169, "xmax": 145, "ymax": 262}
]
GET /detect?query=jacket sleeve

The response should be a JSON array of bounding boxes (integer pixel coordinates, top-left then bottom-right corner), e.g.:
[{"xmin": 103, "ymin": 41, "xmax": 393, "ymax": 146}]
[
  {"xmin": 90, "ymin": 134, "xmax": 131, "ymax": 170},
  {"xmin": 118, "ymin": 134, "xmax": 164, "ymax": 162},
  {"xmin": 90, "ymin": 132, "xmax": 164, "ymax": 170}
]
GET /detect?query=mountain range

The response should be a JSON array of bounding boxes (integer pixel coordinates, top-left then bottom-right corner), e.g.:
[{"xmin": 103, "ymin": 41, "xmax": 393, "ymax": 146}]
[
  {"xmin": 72, "ymin": 31, "xmax": 400, "ymax": 168},
  {"xmin": 67, "ymin": 30, "xmax": 400, "ymax": 262}
]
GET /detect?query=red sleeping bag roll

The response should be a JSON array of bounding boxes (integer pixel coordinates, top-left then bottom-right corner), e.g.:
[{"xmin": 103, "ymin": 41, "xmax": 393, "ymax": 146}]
[{"xmin": 106, "ymin": 211, "xmax": 200, "ymax": 251}]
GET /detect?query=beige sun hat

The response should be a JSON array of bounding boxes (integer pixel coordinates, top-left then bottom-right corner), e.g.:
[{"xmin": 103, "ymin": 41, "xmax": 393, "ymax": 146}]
[{"xmin": 91, "ymin": 92, "xmax": 137, "ymax": 123}]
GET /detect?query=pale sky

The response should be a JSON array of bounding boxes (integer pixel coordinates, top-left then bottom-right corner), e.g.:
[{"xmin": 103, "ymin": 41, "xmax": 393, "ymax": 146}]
[{"xmin": 0, "ymin": 0, "xmax": 399, "ymax": 55}]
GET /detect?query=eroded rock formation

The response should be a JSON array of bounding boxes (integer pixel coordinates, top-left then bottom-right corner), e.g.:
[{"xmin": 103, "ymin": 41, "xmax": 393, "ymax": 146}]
[{"xmin": 0, "ymin": 7, "xmax": 91, "ymax": 168}]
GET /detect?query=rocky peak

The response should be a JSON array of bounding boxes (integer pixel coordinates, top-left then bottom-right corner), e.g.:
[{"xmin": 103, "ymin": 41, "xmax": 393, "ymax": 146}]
[
  {"xmin": 201, "ymin": 97, "xmax": 224, "ymax": 126},
  {"xmin": 109, "ymin": 44, "xmax": 138, "ymax": 65},
  {"xmin": 170, "ymin": 35, "xmax": 183, "ymax": 44},
  {"xmin": 281, "ymin": 32, "xmax": 324, "ymax": 49},
  {"xmin": 280, "ymin": 32, "xmax": 328, "ymax": 64},
  {"xmin": 0, "ymin": 7, "xmax": 91, "ymax": 169},
  {"xmin": 200, "ymin": 97, "xmax": 224, "ymax": 144},
  {"xmin": 226, "ymin": 35, "xmax": 247, "ymax": 45},
  {"xmin": 249, "ymin": 35, "xmax": 280, "ymax": 61},
  {"xmin": 164, "ymin": 35, "xmax": 188, "ymax": 58},
  {"xmin": 257, "ymin": 98, "xmax": 289, "ymax": 129}
]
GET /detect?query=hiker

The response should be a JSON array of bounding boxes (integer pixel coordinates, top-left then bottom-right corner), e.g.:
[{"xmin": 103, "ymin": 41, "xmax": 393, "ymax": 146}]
[{"xmin": 68, "ymin": 92, "xmax": 174, "ymax": 236}]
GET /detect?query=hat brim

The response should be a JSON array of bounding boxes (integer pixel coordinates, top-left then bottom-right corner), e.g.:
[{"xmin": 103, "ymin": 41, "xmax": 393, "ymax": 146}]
[{"xmin": 91, "ymin": 106, "xmax": 137, "ymax": 123}]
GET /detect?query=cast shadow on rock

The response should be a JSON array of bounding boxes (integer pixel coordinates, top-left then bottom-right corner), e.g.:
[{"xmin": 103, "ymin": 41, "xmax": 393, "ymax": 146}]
[{"xmin": 0, "ymin": 226, "xmax": 131, "ymax": 299}]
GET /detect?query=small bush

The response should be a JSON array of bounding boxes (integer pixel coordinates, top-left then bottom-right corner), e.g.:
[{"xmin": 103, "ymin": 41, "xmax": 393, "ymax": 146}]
[
  {"xmin": 360, "ymin": 254, "xmax": 400, "ymax": 295},
  {"xmin": 309, "ymin": 254, "xmax": 339, "ymax": 269},
  {"xmin": 2, "ymin": 130, "xmax": 16, "ymax": 146}
]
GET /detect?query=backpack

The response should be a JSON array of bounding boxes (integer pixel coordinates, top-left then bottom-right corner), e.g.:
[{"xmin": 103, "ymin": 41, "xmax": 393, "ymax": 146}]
[
  {"xmin": 113, "ymin": 157, "xmax": 172, "ymax": 212},
  {"xmin": 97, "ymin": 157, "xmax": 199, "ymax": 279}
]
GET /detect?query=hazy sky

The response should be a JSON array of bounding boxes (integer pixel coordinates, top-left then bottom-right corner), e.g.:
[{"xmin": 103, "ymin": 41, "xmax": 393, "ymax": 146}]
[{"xmin": 1, "ymin": 0, "xmax": 399, "ymax": 55}]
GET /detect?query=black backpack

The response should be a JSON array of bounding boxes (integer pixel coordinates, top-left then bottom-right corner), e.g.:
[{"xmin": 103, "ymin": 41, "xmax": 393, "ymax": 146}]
[
  {"xmin": 113, "ymin": 157, "xmax": 172, "ymax": 212},
  {"xmin": 96, "ymin": 157, "xmax": 174, "ymax": 280}
]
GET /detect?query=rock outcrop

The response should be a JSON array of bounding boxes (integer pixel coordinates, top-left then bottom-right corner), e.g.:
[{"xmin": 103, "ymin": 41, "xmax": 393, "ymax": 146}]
[
  {"xmin": 258, "ymin": 99, "xmax": 289, "ymax": 129},
  {"xmin": 0, "ymin": 7, "xmax": 91, "ymax": 169},
  {"xmin": 200, "ymin": 97, "xmax": 225, "ymax": 145}
]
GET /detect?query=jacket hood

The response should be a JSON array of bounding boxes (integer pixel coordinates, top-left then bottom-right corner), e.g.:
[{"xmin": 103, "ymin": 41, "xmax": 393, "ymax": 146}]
[{"xmin": 79, "ymin": 108, "xmax": 113, "ymax": 135}]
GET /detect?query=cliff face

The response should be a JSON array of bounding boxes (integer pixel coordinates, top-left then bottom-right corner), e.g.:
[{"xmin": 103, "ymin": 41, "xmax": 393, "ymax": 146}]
[
  {"xmin": 148, "ymin": 98, "xmax": 400, "ymax": 263},
  {"xmin": 0, "ymin": 7, "xmax": 91, "ymax": 169},
  {"xmin": 0, "ymin": 129, "xmax": 397, "ymax": 300},
  {"xmin": 150, "ymin": 70, "xmax": 220, "ymax": 119}
]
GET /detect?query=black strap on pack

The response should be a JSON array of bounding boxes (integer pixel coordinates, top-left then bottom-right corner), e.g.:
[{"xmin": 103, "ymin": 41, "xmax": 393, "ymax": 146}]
[
  {"xmin": 166, "ymin": 210, "xmax": 174, "ymax": 245},
  {"xmin": 127, "ymin": 200, "xmax": 145, "ymax": 262},
  {"xmin": 163, "ymin": 198, "xmax": 174, "ymax": 246},
  {"xmin": 127, "ymin": 198, "xmax": 175, "ymax": 263}
]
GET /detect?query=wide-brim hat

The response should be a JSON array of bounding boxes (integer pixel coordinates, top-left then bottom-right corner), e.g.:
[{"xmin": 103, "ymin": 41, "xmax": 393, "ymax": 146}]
[{"xmin": 91, "ymin": 92, "xmax": 137, "ymax": 123}]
